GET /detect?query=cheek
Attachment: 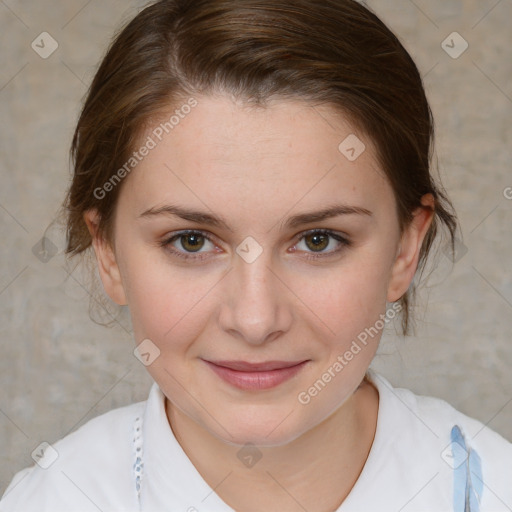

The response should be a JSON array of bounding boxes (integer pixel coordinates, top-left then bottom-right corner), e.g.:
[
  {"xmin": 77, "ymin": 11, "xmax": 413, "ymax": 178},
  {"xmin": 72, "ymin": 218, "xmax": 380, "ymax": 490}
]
[
  {"xmin": 120, "ymin": 245, "xmax": 220, "ymax": 355},
  {"xmin": 292, "ymin": 251, "xmax": 393, "ymax": 343},
  {"xmin": 288, "ymin": 256, "xmax": 392, "ymax": 427}
]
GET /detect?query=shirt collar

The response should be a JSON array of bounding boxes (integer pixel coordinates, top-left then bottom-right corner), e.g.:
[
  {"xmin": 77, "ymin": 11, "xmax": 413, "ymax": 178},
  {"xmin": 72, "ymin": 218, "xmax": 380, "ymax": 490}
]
[
  {"xmin": 140, "ymin": 381, "xmax": 236, "ymax": 512},
  {"xmin": 139, "ymin": 370, "xmax": 448, "ymax": 511}
]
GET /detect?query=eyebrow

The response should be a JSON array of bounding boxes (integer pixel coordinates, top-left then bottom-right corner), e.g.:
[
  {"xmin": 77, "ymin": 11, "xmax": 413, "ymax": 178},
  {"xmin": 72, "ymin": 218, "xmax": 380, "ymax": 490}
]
[{"xmin": 138, "ymin": 203, "xmax": 372, "ymax": 230}]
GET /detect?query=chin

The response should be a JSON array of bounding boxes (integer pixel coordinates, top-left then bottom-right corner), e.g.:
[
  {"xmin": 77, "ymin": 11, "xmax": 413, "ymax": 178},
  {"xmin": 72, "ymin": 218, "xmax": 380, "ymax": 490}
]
[{"xmin": 204, "ymin": 408, "xmax": 311, "ymax": 448}]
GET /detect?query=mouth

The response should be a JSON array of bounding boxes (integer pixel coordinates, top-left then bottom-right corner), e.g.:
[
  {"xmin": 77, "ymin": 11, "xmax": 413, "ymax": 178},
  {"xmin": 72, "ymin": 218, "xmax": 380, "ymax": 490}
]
[{"xmin": 201, "ymin": 359, "xmax": 310, "ymax": 390}]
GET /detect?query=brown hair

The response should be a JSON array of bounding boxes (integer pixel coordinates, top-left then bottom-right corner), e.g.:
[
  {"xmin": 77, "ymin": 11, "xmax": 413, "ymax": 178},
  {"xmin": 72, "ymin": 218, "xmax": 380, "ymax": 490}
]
[{"xmin": 63, "ymin": 0, "xmax": 458, "ymax": 334}]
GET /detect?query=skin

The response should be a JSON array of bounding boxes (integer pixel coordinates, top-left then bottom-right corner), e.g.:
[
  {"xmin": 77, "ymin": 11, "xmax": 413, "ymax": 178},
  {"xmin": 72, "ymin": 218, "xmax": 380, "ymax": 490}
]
[{"xmin": 85, "ymin": 94, "xmax": 434, "ymax": 511}]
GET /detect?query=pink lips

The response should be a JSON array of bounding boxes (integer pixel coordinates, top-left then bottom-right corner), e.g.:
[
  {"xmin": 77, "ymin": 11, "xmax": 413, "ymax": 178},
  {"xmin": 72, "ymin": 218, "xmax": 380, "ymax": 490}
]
[{"xmin": 202, "ymin": 359, "xmax": 309, "ymax": 390}]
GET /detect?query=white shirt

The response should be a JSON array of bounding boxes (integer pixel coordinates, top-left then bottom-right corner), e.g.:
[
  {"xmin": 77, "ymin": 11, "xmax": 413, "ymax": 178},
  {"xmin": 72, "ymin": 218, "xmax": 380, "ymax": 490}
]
[{"xmin": 1, "ymin": 370, "xmax": 511, "ymax": 512}]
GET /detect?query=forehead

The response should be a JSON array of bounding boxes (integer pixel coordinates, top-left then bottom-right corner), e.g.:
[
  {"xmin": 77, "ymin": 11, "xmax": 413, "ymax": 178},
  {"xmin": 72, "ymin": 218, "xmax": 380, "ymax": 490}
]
[{"xmin": 119, "ymin": 94, "xmax": 393, "ymax": 224}]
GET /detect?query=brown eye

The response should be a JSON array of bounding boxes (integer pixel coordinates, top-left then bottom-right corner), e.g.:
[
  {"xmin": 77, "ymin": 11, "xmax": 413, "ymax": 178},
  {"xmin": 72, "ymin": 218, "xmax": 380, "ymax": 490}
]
[
  {"xmin": 179, "ymin": 233, "xmax": 205, "ymax": 252},
  {"xmin": 304, "ymin": 232, "xmax": 330, "ymax": 252},
  {"xmin": 160, "ymin": 230, "xmax": 219, "ymax": 262},
  {"xmin": 293, "ymin": 229, "xmax": 350, "ymax": 259}
]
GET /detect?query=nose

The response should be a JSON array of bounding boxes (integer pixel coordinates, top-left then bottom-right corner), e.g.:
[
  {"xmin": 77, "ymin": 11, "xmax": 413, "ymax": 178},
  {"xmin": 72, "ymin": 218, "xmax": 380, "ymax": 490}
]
[{"xmin": 217, "ymin": 249, "xmax": 293, "ymax": 346}]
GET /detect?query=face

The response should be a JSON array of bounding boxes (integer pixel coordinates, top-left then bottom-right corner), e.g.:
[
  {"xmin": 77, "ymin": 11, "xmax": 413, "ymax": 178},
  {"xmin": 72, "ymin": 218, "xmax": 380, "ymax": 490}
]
[{"xmin": 86, "ymin": 94, "xmax": 432, "ymax": 446}]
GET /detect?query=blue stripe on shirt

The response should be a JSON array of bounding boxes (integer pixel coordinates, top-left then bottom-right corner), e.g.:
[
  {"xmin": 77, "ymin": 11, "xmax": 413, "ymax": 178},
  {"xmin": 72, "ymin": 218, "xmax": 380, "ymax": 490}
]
[{"xmin": 451, "ymin": 425, "xmax": 483, "ymax": 512}]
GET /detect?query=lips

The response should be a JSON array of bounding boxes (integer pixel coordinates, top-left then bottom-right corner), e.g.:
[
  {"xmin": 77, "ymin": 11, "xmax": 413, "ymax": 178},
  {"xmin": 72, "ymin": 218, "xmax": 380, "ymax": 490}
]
[
  {"xmin": 208, "ymin": 360, "xmax": 307, "ymax": 372},
  {"xmin": 202, "ymin": 359, "xmax": 309, "ymax": 390}
]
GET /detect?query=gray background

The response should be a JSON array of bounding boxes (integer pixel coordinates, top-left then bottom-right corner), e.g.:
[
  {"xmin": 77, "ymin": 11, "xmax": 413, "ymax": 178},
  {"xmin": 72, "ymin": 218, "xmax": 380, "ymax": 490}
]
[{"xmin": 1, "ymin": 0, "xmax": 511, "ymax": 493}]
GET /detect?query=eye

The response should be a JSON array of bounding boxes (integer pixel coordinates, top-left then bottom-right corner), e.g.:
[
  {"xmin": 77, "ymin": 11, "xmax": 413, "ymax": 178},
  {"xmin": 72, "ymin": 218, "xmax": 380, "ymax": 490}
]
[
  {"xmin": 159, "ymin": 230, "xmax": 218, "ymax": 261},
  {"xmin": 292, "ymin": 229, "xmax": 350, "ymax": 259}
]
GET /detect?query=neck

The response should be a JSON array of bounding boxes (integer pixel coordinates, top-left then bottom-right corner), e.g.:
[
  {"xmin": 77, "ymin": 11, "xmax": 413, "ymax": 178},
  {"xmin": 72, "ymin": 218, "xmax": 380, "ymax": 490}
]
[{"xmin": 166, "ymin": 377, "xmax": 379, "ymax": 512}]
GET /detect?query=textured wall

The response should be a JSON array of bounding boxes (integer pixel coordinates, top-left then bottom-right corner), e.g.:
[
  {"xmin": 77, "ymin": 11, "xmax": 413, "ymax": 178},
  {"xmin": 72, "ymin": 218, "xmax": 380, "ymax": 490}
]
[{"xmin": 0, "ymin": 0, "xmax": 511, "ymax": 493}]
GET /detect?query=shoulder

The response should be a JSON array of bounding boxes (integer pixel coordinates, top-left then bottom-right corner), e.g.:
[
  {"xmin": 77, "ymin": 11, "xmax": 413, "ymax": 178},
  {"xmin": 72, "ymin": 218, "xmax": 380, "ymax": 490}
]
[
  {"xmin": 0, "ymin": 398, "xmax": 147, "ymax": 512},
  {"xmin": 368, "ymin": 370, "xmax": 512, "ymax": 510},
  {"xmin": 384, "ymin": 374, "xmax": 512, "ymax": 457}
]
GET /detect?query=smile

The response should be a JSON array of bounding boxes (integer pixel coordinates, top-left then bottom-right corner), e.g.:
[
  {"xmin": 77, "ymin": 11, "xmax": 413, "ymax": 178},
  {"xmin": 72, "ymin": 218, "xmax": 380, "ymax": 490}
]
[{"xmin": 202, "ymin": 359, "xmax": 309, "ymax": 390}]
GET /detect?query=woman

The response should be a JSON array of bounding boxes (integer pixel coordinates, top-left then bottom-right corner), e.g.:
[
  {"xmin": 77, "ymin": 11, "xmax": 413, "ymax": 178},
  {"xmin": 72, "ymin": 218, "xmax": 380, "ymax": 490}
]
[{"xmin": 1, "ymin": 1, "xmax": 510, "ymax": 510}]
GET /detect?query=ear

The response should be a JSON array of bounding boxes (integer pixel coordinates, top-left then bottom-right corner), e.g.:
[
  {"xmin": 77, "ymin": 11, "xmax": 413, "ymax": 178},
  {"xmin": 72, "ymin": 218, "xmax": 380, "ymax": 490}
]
[
  {"xmin": 83, "ymin": 209, "xmax": 127, "ymax": 306},
  {"xmin": 387, "ymin": 194, "xmax": 435, "ymax": 302}
]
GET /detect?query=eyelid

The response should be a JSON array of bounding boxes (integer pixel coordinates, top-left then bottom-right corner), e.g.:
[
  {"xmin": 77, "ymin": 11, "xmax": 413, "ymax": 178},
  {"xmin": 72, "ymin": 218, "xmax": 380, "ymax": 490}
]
[{"xmin": 292, "ymin": 227, "xmax": 349, "ymax": 243}]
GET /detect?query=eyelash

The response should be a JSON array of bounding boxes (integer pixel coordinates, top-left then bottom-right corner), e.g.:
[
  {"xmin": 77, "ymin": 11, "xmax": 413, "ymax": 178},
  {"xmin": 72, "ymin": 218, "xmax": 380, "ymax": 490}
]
[{"xmin": 159, "ymin": 229, "xmax": 351, "ymax": 262}]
